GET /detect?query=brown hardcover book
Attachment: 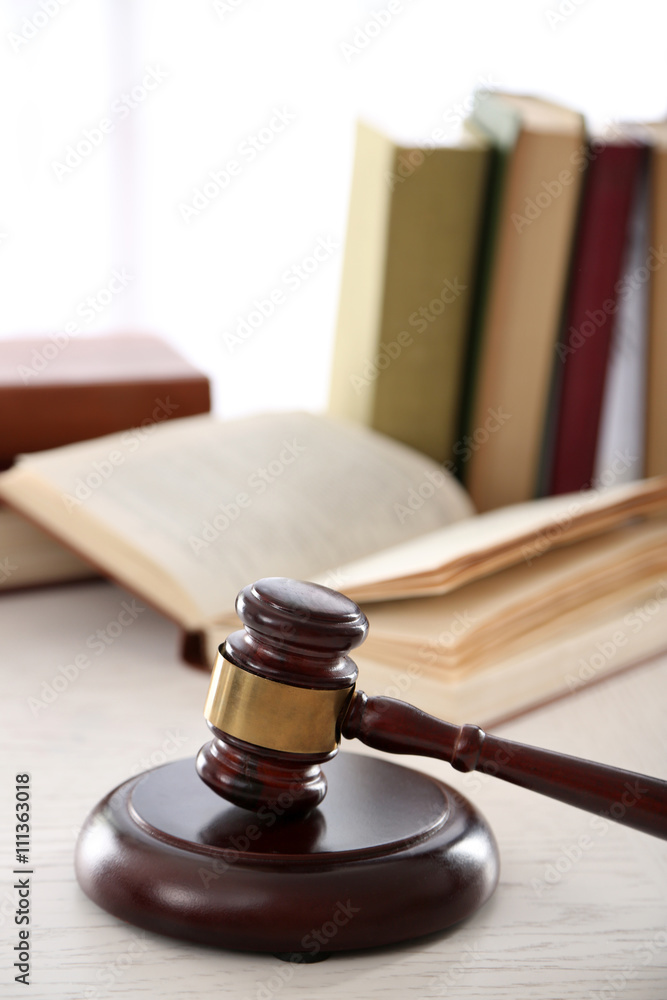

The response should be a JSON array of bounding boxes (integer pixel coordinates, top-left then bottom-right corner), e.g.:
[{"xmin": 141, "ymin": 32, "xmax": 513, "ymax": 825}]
[
  {"xmin": 0, "ymin": 332, "xmax": 210, "ymax": 592},
  {"xmin": 0, "ymin": 332, "xmax": 211, "ymax": 468}
]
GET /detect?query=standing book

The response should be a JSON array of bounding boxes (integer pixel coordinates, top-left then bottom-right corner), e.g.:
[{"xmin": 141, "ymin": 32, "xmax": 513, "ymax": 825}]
[
  {"xmin": 547, "ymin": 136, "xmax": 645, "ymax": 494},
  {"xmin": 643, "ymin": 121, "xmax": 667, "ymax": 478},
  {"xmin": 462, "ymin": 92, "xmax": 585, "ymax": 511},
  {"xmin": 329, "ymin": 121, "xmax": 490, "ymax": 464}
]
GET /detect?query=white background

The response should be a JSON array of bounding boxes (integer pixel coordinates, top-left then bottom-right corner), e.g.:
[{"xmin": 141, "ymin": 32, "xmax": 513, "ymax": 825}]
[{"xmin": 1, "ymin": 0, "xmax": 665, "ymax": 419}]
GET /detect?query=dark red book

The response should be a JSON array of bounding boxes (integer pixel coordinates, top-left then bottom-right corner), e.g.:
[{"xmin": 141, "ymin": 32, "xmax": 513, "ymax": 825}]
[{"xmin": 548, "ymin": 141, "xmax": 645, "ymax": 494}]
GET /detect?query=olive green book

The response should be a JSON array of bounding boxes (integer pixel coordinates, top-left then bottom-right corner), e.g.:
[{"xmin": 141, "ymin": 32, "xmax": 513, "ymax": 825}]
[{"xmin": 329, "ymin": 121, "xmax": 491, "ymax": 464}]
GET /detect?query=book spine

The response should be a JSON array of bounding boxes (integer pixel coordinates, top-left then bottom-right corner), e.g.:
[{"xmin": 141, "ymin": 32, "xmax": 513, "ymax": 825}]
[
  {"xmin": 548, "ymin": 143, "xmax": 645, "ymax": 494},
  {"xmin": 0, "ymin": 376, "xmax": 210, "ymax": 465},
  {"xmin": 645, "ymin": 143, "xmax": 667, "ymax": 476}
]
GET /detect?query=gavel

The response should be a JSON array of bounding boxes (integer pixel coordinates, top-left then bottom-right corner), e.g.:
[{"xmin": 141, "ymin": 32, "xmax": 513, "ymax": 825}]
[{"xmin": 197, "ymin": 577, "xmax": 667, "ymax": 840}]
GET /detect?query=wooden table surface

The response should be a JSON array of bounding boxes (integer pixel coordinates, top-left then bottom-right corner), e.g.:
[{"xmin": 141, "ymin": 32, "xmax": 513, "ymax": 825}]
[{"xmin": 2, "ymin": 580, "xmax": 666, "ymax": 999}]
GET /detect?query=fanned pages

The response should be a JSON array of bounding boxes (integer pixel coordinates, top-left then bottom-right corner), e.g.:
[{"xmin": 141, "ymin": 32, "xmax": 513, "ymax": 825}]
[
  {"xmin": 358, "ymin": 519, "xmax": 667, "ymax": 674},
  {"xmin": 320, "ymin": 476, "xmax": 667, "ymax": 602},
  {"xmin": 356, "ymin": 574, "xmax": 667, "ymax": 726}
]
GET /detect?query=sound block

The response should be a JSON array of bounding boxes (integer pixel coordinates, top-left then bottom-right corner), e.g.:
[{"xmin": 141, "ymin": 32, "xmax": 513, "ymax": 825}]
[{"xmin": 75, "ymin": 752, "xmax": 499, "ymax": 955}]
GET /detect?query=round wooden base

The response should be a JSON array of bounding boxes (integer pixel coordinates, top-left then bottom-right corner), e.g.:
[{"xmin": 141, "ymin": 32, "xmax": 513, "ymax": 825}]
[{"xmin": 75, "ymin": 752, "xmax": 499, "ymax": 955}]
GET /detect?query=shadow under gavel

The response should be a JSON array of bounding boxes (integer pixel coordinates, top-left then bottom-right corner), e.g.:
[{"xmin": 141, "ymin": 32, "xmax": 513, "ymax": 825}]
[{"xmin": 197, "ymin": 577, "xmax": 667, "ymax": 840}]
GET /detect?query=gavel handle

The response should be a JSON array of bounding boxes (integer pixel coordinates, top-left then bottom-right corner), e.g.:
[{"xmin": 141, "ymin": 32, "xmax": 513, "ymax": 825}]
[{"xmin": 342, "ymin": 691, "xmax": 667, "ymax": 840}]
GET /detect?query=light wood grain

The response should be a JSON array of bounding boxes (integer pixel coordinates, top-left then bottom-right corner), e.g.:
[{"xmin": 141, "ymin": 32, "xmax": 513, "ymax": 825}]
[{"xmin": 2, "ymin": 581, "xmax": 666, "ymax": 999}]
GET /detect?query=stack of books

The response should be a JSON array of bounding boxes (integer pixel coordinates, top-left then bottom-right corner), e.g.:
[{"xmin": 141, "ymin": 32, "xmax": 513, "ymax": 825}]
[
  {"xmin": 1, "ymin": 410, "xmax": 666, "ymax": 724},
  {"xmin": 0, "ymin": 333, "xmax": 210, "ymax": 591},
  {"xmin": 2, "ymin": 94, "xmax": 666, "ymax": 725},
  {"xmin": 328, "ymin": 92, "xmax": 667, "ymax": 513}
]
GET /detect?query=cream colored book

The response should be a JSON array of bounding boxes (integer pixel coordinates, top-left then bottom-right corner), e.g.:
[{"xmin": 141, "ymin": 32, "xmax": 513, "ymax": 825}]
[
  {"xmin": 464, "ymin": 92, "xmax": 586, "ymax": 511},
  {"xmin": 0, "ymin": 410, "xmax": 665, "ymax": 723}
]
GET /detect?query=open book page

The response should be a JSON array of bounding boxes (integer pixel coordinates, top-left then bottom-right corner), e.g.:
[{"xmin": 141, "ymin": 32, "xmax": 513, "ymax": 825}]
[
  {"xmin": 0, "ymin": 412, "xmax": 472, "ymax": 627},
  {"xmin": 359, "ymin": 518, "xmax": 667, "ymax": 674},
  {"xmin": 320, "ymin": 475, "xmax": 667, "ymax": 602}
]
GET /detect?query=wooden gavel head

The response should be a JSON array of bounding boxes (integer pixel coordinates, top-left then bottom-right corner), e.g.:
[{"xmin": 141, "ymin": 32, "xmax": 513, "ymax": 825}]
[
  {"xmin": 196, "ymin": 577, "xmax": 368, "ymax": 815},
  {"xmin": 198, "ymin": 578, "xmax": 667, "ymax": 839}
]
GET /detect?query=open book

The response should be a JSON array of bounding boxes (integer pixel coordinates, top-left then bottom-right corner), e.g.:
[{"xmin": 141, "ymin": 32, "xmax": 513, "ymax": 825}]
[{"xmin": 1, "ymin": 411, "xmax": 666, "ymax": 723}]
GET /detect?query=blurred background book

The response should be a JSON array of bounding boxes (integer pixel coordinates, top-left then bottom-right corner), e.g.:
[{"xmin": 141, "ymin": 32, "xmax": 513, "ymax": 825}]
[{"xmin": 329, "ymin": 94, "xmax": 667, "ymax": 509}]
